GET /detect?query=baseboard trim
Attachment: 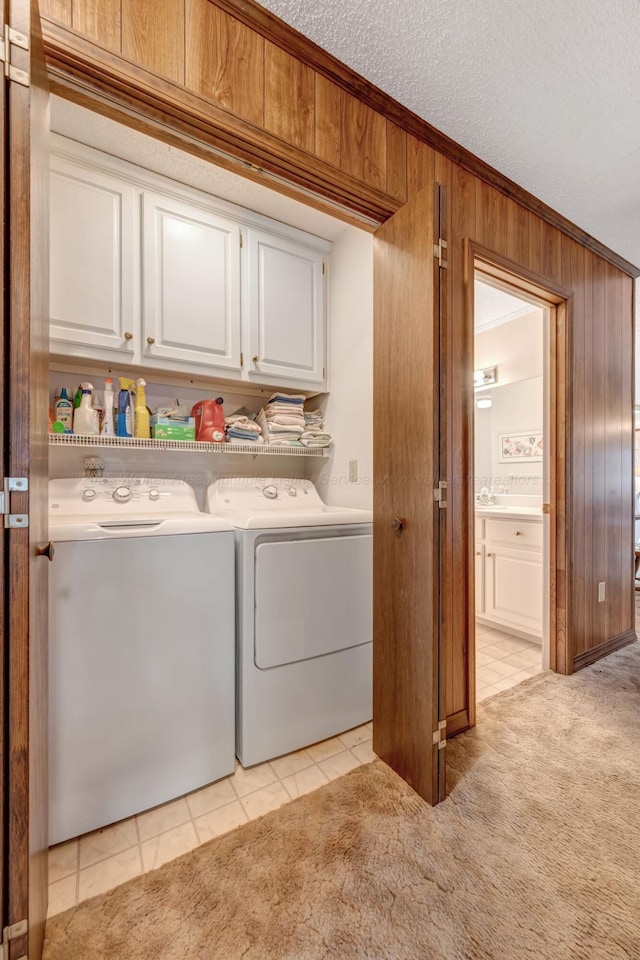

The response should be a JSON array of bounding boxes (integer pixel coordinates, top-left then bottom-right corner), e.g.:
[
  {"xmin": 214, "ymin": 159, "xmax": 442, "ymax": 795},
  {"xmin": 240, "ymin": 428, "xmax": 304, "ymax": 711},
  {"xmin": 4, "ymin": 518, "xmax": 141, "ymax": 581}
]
[
  {"xmin": 573, "ymin": 629, "xmax": 637, "ymax": 672},
  {"xmin": 446, "ymin": 708, "xmax": 470, "ymax": 738}
]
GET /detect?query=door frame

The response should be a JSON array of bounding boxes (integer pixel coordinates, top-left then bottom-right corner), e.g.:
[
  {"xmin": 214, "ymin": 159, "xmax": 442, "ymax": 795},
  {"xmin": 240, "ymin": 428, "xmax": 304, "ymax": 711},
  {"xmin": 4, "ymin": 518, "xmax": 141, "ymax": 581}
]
[{"xmin": 463, "ymin": 241, "xmax": 573, "ymax": 726}]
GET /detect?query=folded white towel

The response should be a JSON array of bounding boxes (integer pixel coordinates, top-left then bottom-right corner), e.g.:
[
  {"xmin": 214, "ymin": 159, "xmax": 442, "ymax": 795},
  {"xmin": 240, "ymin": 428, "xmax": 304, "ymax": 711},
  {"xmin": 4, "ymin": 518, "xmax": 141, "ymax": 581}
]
[
  {"xmin": 225, "ymin": 415, "xmax": 261, "ymax": 432},
  {"xmin": 300, "ymin": 433, "xmax": 331, "ymax": 447},
  {"xmin": 264, "ymin": 414, "xmax": 305, "ymax": 426}
]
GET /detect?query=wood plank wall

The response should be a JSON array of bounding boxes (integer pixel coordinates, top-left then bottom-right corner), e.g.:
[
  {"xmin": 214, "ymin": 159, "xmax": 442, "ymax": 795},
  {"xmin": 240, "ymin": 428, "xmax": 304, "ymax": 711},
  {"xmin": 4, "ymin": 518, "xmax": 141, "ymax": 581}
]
[{"xmin": 38, "ymin": 0, "xmax": 636, "ymax": 720}]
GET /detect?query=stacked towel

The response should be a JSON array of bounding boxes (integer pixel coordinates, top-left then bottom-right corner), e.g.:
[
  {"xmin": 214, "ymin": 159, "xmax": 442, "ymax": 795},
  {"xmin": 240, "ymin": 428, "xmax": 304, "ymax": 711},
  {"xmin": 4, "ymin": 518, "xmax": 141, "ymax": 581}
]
[
  {"xmin": 300, "ymin": 408, "xmax": 332, "ymax": 448},
  {"xmin": 261, "ymin": 393, "xmax": 306, "ymax": 444},
  {"xmin": 225, "ymin": 409, "xmax": 263, "ymax": 444}
]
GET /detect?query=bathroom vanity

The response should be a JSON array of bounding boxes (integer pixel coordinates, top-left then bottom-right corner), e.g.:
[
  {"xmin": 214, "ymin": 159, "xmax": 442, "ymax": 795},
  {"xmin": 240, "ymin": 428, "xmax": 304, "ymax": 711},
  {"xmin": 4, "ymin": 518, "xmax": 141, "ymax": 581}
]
[{"xmin": 475, "ymin": 502, "xmax": 544, "ymax": 641}]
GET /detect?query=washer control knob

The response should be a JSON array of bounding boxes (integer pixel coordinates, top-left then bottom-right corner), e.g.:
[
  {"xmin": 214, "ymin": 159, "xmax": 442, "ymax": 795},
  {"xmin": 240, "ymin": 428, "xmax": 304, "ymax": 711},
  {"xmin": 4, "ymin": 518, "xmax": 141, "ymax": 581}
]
[
  {"xmin": 82, "ymin": 488, "xmax": 96, "ymax": 502},
  {"xmin": 263, "ymin": 485, "xmax": 278, "ymax": 500},
  {"xmin": 288, "ymin": 487, "xmax": 297, "ymax": 497},
  {"xmin": 148, "ymin": 488, "xmax": 160, "ymax": 501},
  {"xmin": 113, "ymin": 486, "xmax": 132, "ymax": 504}
]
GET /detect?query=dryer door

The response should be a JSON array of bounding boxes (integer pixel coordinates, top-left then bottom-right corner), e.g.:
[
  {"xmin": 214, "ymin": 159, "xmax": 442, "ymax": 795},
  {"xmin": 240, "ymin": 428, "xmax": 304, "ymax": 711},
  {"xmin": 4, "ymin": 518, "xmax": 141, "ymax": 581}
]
[{"xmin": 254, "ymin": 534, "xmax": 372, "ymax": 668}]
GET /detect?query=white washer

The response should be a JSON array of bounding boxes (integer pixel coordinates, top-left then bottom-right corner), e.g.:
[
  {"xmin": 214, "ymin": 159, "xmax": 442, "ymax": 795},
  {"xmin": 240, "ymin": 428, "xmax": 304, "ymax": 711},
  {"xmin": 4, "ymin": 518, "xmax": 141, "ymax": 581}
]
[
  {"xmin": 207, "ymin": 477, "xmax": 373, "ymax": 767},
  {"xmin": 48, "ymin": 477, "xmax": 235, "ymax": 845}
]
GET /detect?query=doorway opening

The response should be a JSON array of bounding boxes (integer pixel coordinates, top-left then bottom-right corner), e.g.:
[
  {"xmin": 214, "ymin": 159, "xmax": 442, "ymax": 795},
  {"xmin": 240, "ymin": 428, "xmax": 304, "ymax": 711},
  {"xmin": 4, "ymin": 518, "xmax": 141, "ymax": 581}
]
[{"xmin": 470, "ymin": 263, "xmax": 562, "ymax": 705}]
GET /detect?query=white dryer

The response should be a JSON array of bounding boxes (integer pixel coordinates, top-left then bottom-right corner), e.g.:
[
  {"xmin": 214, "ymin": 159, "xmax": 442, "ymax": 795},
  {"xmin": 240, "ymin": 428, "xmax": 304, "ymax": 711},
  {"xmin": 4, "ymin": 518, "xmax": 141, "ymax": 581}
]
[
  {"xmin": 207, "ymin": 477, "xmax": 373, "ymax": 767},
  {"xmin": 48, "ymin": 477, "xmax": 236, "ymax": 845}
]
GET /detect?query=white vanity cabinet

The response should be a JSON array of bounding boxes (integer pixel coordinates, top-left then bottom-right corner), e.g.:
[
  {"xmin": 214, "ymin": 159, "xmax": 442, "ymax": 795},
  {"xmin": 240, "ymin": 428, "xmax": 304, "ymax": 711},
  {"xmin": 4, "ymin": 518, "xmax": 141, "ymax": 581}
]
[
  {"xmin": 244, "ymin": 227, "xmax": 325, "ymax": 388},
  {"xmin": 49, "ymin": 137, "xmax": 330, "ymax": 391},
  {"xmin": 476, "ymin": 514, "xmax": 543, "ymax": 640},
  {"xmin": 50, "ymin": 153, "xmax": 138, "ymax": 363},
  {"xmin": 142, "ymin": 192, "xmax": 241, "ymax": 375}
]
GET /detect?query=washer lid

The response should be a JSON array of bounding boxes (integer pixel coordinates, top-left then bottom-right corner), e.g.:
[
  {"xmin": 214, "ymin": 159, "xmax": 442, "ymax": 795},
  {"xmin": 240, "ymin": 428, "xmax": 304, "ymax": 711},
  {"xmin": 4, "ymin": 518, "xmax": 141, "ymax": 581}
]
[
  {"xmin": 49, "ymin": 477, "xmax": 234, "ymax": 539},
  {"xmin": 206, "ymin": 476, "xmax": 372, "ymax": 529}
]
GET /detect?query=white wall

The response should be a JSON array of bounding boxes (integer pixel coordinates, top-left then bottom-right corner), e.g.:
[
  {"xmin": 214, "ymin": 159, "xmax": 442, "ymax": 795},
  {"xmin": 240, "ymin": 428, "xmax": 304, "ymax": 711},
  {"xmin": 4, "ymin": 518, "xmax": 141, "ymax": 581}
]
[
  {"xmin": 311, "ymin": 226, "xmax": 373, "ymax": 509},
  {"xmin": 475, "ymin": 377, "xmax": 544, "ymax": 493},
  {"xmin": 474, "ymin": 308, "xmax": 544, "ymax": 494},
  {"xmin": 475, "ymin": 308, "xmax": 543, "ymax": 387}
]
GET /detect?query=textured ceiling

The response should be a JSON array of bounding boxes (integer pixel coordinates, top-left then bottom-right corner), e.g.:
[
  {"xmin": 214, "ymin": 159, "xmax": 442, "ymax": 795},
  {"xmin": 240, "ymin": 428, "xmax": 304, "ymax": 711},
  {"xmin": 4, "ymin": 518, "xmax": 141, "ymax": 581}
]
[
  {"xmin": 259, "ymin": 0, "xmax": 640, "ymax": 269},
  {"xmin": 474, "ymin": 280, "xmax": 532, "ymax": 332}
]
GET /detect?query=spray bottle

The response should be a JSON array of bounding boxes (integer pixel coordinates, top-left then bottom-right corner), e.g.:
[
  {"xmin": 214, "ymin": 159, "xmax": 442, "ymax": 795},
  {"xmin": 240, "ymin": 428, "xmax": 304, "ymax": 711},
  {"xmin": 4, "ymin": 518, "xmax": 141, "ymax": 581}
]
[
  {"xmin": 73, "ymin": 383, "xmax": 100, "ymax": 436},
  {"xmin": 134, "ymin": 378, "xmax": 151, "ymax": 439},
  {"xmin": 117, "ymin": 378, "xmax": 135, "ymax": 438}
]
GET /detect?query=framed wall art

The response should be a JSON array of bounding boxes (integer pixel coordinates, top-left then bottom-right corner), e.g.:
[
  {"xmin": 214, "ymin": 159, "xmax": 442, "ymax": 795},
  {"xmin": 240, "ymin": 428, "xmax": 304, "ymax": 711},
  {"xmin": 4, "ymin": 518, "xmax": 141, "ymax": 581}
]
[{"xmin": 499, "ymin": 432, "xmax": 543, "ymax": 463}]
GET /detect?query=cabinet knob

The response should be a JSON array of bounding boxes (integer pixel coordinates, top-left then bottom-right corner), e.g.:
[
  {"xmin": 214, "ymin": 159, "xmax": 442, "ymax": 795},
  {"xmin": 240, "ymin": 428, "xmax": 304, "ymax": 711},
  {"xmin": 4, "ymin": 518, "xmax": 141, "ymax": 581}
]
[
  {"xmin": 475, "ymin": 551, "xmax": 481, "ymax": 556},
  {"xmin": 486, "ymin": 552, "xmax": 493, "ymax": 557},
  {"xmin": 252, "ymin": 356, "xmax": 259, "ymax": 364},
  {"xmin": 514, "ymin": 530, "xmax": 522, "ymax": 536},
  {"xmin": 124, "ymin": 331, "xmax": 133, "ymax": 341},
  {"xmin": 147, "ymin": 337, "xmax": 155, "ymax": 345},
  {"xmin": 36, "ymin": 541, "xmax": 55, "ymax": 562}
]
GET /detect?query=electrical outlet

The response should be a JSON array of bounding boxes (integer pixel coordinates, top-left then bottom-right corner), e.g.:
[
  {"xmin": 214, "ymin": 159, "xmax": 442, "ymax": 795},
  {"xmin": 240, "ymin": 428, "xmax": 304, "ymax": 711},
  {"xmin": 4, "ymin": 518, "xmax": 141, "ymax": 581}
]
[
  {"xmin": 598, "ymin": 581, "xmax": 606, "ymax": 603},
  {"xmin": 349, "ymin": 460, "xmax": 358, "ymax": 483}
]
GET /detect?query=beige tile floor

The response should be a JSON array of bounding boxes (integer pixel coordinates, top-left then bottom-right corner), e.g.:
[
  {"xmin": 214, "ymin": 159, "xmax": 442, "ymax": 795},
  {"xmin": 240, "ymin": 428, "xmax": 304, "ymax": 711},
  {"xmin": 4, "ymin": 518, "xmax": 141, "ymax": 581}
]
[
  {"xmin": 47, "ymin": 722, "xmax": 374, "ymax": 919},
  {"xmin": 476, "ymin": 622, "xmax": 543, "ymax": 701}
]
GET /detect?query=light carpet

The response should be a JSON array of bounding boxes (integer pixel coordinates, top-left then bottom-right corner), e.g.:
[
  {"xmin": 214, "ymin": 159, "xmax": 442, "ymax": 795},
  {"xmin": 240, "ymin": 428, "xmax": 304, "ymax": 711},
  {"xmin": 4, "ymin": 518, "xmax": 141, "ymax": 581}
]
[{"xmin": 44, "ymin": 642, "xmax": 640, "ymax": 960}]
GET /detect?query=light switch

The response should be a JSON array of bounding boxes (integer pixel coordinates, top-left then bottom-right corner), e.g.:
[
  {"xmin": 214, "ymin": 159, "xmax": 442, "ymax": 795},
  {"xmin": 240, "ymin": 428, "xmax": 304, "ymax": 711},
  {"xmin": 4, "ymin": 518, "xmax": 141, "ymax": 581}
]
[
  {"xmin": 349, "ymin": 460, "xmax": 358, "ymax": 483},
  {"xmin": 598, "ymin": 582, "xmax": 606, "ymax": 603}
]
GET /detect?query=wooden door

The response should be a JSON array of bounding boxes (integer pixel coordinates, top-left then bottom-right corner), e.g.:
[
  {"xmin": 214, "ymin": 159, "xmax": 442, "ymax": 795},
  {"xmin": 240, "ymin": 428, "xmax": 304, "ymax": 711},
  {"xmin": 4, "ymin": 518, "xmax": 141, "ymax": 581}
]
[
  {"xmin": 245, "ymin": 227, "xmax": 325, "ymax": 388},
  {"xmin": 49, "ymin": 150, "xmax": 138, "ymax": 362},
  {"xmin": 372, "ymin": 183, "xmax": 448, "ymax": 805},
  {"xmin": 2, "ymin": 2, "xmax": 50, "ymax": 958},
  {"xmin": 142, "ymin": 191, "xmax": 242, "ymax": 373}
]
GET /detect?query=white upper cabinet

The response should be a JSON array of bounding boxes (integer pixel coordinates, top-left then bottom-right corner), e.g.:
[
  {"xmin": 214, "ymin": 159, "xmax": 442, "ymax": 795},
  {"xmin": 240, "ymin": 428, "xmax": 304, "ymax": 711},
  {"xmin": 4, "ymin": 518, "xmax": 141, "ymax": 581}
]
[
  {"xmin": 49, "ymin": 138, "xmax": 330, "ymax": 391},
  {"xmin": 50, "ymin": 154, "xmax": 137, "ymax": 361},
  {"xmin": 245, "ymin": 228, "xmax": 326, "ymax": 388},
  {"xmin": 142, "ymin": 193, "xmax": 241, "ymax": 373}
]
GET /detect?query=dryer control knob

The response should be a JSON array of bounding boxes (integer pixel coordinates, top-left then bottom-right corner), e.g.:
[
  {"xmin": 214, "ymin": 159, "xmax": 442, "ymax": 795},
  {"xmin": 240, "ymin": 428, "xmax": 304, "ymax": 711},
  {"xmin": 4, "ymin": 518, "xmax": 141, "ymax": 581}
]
[
  {"xmin": 113, "ymin": 486, "xmax": 132, "ymax": 503},
  {"xmin": 288, "ymin": 487, "xmax": 297, "ymax": 497},
  {"xmin": 263, "ymin": 485, "xmax": 278, "ymax": 500},
  {"xmin": 148, "ymin": 488, "xmax": 160, "ymax": 501},
  {"xmin": 82, "ymin": 488, "xmax": 96, "ymax": 502}
]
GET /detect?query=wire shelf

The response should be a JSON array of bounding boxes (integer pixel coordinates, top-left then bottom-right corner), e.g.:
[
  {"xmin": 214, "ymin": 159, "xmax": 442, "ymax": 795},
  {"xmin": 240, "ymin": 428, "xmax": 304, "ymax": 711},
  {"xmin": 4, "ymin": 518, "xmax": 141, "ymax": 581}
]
[{"xmin": 49, "ymin": 434, "xmax": 329, "ymax": 457}]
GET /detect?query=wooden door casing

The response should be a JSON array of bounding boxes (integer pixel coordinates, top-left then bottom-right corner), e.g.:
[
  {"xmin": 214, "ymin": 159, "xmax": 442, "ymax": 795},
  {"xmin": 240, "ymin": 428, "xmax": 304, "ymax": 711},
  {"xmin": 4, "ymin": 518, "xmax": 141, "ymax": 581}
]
[
  {"xmin": 373, "ymin": 184, "xmax": 443, "ymax": 805},
  {"xmin": 5, "ymin": 2, "xmax": 50, "ymax": 958}
]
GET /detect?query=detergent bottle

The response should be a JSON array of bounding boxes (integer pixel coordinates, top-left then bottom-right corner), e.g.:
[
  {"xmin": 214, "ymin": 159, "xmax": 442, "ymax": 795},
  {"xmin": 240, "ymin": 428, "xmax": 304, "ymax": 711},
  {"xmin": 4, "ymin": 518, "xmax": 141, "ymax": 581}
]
[
  {"xmin": 134, "ymin": 378, "xmax": 151, "ymax": 439},
  {"xmin": 54, "ymin": 387, "xmax": 74, "ymax": 434},
  {"xmin": 117, "ymin": 378, "xmax": 135, "ymax": 438},
  {"xmin": 191, "ymin": 397, "xmax": 225, "ymax": 443}
]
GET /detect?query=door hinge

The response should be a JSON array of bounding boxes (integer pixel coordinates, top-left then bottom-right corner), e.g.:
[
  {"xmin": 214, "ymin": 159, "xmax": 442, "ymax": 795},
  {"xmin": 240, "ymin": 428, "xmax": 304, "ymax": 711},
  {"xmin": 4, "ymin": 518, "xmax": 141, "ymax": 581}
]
[
  {"xmin": 433, "ymin": 480, "xmax": 447, "ymax": 508},
  {"xmin": 432, "ymin": 720, "xmax": 447, "ymax": 750},
  {"xmin": 433, "ymin": 237, "xmax": 447, "ymax": 268},
  {"xmin": 240, "ymin": 352, "xmax": 244, "ymax": 367},
  {"xmin": 0, "ymin": 24, "xmax": 30, "ymax": 87},
  {"xmin": 322, "ymin": 262, "xmax": 325, "ymax": 275},
  {"xmin": 2, "ymin": 919, "xmax": 28, "ymax": 960},
  {"xmin": 1, "ymin": 477, "xmax": 29, "ymax": 528},
  {"xmin": 239, "ymin": 232, "xmax": 243, "ymax": 248}
]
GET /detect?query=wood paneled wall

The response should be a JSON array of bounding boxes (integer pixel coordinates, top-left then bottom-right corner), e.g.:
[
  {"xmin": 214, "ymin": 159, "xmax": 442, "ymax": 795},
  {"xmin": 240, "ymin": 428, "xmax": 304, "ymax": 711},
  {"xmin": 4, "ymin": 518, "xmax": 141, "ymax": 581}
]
[{"xmin": 38, "ymin": 0, "xmax": 637, "ymax": 720}]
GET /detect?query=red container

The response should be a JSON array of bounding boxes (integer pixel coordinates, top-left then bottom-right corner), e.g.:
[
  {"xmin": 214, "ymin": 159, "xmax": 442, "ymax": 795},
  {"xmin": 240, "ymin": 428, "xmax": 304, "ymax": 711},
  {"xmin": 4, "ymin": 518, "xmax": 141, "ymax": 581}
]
[{"xmin": 191, "ymin": 397, "xmax": 225, "ymax": 443}]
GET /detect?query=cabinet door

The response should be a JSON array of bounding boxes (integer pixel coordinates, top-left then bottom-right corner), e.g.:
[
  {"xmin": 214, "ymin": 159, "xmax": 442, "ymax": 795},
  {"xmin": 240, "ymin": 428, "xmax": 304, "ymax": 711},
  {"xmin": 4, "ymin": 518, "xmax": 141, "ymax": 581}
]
[
  {"xmin": 245, "ymin": 227, "xmax": 325, "ymax": 386},
  {"xmin": 50, "ymin": 156, "xmax": 137, "ymax": 360},
  {"xmin": 484, "ymin": 544, "xmax": 543, "ymax": 637},
  {"xmin": 142, "ymin": 192, "xmax": 241, "ymax": 372},
  {"xmin": 475, "ymin": 546, "xmax": 484, "ymax": 614}
]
